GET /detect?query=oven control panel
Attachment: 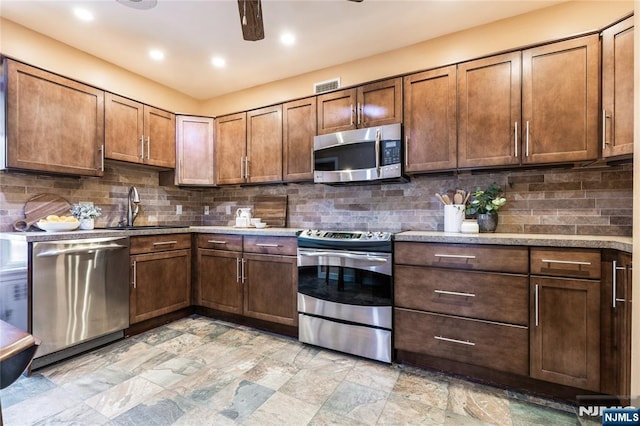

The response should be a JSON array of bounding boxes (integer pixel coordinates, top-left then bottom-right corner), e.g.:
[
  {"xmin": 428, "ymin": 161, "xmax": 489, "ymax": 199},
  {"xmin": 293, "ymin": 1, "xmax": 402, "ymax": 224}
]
[{"xmin": 299, "ymin": 229, "xmax": 393, "ymax": 241}]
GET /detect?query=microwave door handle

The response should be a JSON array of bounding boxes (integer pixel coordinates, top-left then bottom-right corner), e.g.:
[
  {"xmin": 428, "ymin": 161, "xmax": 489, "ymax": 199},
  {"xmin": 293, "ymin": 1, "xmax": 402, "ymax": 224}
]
[{"xmin": 375, "ymin": 129, "xmax": 381, "ymax": 177}]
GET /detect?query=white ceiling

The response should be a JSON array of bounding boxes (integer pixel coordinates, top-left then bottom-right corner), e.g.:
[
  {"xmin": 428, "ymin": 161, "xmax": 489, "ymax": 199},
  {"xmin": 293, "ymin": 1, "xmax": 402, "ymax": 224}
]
[{"xmin": 0, "ymin": 0, "xmax": 564, "ymax": 100}]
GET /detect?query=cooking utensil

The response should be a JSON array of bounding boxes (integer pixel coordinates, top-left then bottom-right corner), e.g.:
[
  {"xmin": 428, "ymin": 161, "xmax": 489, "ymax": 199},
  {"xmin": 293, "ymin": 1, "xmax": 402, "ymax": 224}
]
[
  {"xmin": 441, "ymin": 194, "xmax": 452, "ymax": 205},
  {"xmin": 453, "ymin": 193, "xmax": 463, "ymax": 205},
  {"xmin": 13, "ymin": 194, "xmax": 72, "ymax": 231},
  {"xmin": 435, "ymin": 193, "xmax": 447, "ymax": 205}
]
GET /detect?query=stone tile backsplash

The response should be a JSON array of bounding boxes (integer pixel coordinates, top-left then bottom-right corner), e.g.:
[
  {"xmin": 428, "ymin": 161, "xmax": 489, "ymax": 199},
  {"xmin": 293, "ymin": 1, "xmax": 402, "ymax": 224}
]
[{"xmin": 0, "ymin": 162, "xmax": 632, "ymax": 236}]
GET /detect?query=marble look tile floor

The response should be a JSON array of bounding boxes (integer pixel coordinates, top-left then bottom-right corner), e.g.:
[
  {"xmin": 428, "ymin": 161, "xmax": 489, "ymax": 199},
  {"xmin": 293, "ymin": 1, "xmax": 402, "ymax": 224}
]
[{"xmin": 1, "ymin": 315, "xmax": 593, "ymax": 425}]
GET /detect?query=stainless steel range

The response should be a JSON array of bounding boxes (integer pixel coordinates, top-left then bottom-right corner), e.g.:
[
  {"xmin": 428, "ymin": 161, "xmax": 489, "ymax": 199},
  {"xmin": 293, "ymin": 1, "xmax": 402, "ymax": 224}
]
[{"xmin": 297, "ymin": 229, "xmax": 393, "ymax": 363}]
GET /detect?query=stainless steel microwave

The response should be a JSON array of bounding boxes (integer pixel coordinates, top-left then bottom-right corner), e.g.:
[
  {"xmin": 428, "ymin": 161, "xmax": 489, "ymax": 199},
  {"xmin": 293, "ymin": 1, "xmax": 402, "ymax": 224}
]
[{"xmin": 313, "ymin": 123, "xmax": 404, "ymax": 184}]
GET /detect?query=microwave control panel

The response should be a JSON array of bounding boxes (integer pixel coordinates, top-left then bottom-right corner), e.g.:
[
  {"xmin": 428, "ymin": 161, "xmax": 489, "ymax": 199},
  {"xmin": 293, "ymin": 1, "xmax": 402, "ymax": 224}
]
[{"xmin": 381, "ymin": 140, "xmax": 401, "ymax": 166}]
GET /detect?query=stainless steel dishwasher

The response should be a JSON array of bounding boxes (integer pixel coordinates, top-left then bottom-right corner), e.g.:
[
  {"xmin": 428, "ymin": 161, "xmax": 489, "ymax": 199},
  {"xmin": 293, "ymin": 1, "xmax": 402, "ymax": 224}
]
[{"xmin": 32, "ymin": 236, "xmax": 129, "ymax": 367}]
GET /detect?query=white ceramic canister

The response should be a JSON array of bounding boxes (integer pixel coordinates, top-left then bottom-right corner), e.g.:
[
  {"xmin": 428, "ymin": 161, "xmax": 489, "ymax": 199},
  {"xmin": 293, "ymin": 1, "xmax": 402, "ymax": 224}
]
[
  {"xmin": 460, "ymin": 219, "xmax": 480, "ymax": 234},
  {"xmin": 443, "ymin": 204, "xmax": 465, "ymax": 233}
]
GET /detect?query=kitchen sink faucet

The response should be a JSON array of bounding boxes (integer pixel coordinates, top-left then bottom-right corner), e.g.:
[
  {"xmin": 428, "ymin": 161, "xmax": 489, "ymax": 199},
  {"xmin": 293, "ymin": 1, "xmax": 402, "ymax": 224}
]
[{"xmin": 126, "ymin": 186, "xmax": 140, "ymax": 227}]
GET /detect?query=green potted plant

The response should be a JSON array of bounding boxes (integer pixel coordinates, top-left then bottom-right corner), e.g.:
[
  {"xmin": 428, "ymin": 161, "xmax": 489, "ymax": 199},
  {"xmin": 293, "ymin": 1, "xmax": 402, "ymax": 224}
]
[
  {"xmin": 70, "ymin": 203, "xmax": 102, "ymax": 230},
  {"xmin": 465, "ymin": 183, "xmax": 506, "ymax": 232}
]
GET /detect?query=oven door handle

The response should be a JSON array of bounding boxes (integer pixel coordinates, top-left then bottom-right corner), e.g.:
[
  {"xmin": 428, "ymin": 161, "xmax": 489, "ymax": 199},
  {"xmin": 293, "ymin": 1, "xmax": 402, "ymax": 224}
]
[{"xmin": 299, "ymin": 251, "xmax": 389, "ymax": 263}]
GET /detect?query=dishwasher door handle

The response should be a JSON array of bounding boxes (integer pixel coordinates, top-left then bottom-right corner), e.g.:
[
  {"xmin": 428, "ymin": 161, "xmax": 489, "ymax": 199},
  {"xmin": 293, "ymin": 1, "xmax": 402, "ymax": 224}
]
[{"xmin": 36, "ymin": 244, "xmax": 128, "ymax": 257}]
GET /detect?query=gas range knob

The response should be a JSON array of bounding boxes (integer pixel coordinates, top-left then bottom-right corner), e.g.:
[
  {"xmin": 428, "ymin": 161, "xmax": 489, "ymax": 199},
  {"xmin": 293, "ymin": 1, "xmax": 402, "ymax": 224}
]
[
  {"xmin": 366, "ymin": 232, "xmax": 373, "ymax": 239},
  {"xmin": 314, "ymin": 230, "xmax": 322, "ymax": 236}
]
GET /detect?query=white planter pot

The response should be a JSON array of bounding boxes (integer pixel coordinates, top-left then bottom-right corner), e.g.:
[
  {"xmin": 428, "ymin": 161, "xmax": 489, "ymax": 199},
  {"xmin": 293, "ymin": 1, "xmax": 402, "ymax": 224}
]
[{"xmin": 79, "ymin": 218, "xmax": 95, "ymax": 230}]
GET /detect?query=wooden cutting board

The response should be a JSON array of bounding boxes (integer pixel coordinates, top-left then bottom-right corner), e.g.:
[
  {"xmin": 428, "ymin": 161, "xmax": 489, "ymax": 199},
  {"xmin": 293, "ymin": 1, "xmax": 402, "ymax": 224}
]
[
  {"xmin": 13, "ymin": 194, "xmax": 72, "ymax": 231},
  {"xmin": 252, "ymin": 195, "xmax": 287, "ymax": 227}
]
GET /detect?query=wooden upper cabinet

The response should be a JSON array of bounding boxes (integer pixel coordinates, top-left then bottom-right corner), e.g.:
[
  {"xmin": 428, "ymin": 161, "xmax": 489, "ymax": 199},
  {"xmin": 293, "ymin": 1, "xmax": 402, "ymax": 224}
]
[
  {"xmin": 602, "ymin": 16, "xmax": 634, "ymax": 159},
  {"xmin": 357, "ymin": 77, "xmax": 402, "ymax": 128},
  {"xmin": 522, "ymin": 35, "xmax": 600, "ymax": 165},
  {"xmin": 317, "ymin": 77, "xmax": 402, "ymax": 135},
  {"xmin": 105, "ymin": 93, "xmax": 175, "ymax": 168},
  {"xmin": 144, "ymin": 106, "xmax": 175, "ymax": 168},
  {"xmin": 175, "ymin": 115, "xmax": 215, "ymax": 185},
  {"xmin": 3, "ymin": 59, "xmax": 104, "ymax": 176},
  {"xmin": 403, "ymin": 65, "xmax": 457, "ymax": 173},
  {"xmin": 283, "ymin": 97, "xmax": 316, "ymax": 182},
  {"xmin": 458, "ymin": 52, "xmax": 522, "ymax": 169},
  {"xmin": 247, "ymin": 104, "xmax": 282, "ymax": 184},
  {"xmin": 215, "ymin": 112, "xmax": 247, "ymax": 185}
]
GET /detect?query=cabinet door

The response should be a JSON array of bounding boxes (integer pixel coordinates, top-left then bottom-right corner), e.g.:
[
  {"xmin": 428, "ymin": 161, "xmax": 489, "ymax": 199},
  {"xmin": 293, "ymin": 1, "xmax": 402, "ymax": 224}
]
[
  {"xmin": 601, "ymin": 251, "xmax": 632, "ymax": 400},
  {"xmin": 176, "ymin": 115, "xmax": 215, "ymax": 185},
  {"xmin": 130, "ymin": 249, "xmax": 191, "ymax": 324},
  {"xmin": 105, "ymin": 92, "xmax": 144, "ymax": 164},
  {"xmin": 403, "ymin": 66, "xmax": 457, "ymax": 172},
  {"xmin": 522, "ymin": 35, "xmax": 599, "ymax": 165},
  {"xmin": 283, "ymin": 97, "xmax": 316, "ymax": 182},
  {"xmin": 357, "ymin": 78, "xmax": 402, "ymax": 128},
  {"xmin": 197, "ymin": 249, "xmax": 243, "ymax": 314},
  {"xmin": 215, "ymin": 112, "xmax": 247, "ymax": 185},
  {"xmin": 247, "ymin": 105, "xmax": 282, "ymax": 183},
  {"xmin": 5, "ymin": 59, "xmax": 104, "ymax": 176},
  {"xmin": 317, "ymin": 88, "xmax": 357, "ymax": 135},
  {"xmin": 243, "ymin": 253, "xmax": 297, "ymax": 326},
  {"xmin": 458, "ymin": 52, "xmax": 521, "ymax": 168},
  {"xmin": 602, "ymin": 17, "xmax": 634, "ymax": 158},
  {"xmin": 144, "ymin": 106, "xmax": 175, "ymax": 168},
  {"xmin": 530, "ymin": 276, "xmax": 600, "ymax": 391}
]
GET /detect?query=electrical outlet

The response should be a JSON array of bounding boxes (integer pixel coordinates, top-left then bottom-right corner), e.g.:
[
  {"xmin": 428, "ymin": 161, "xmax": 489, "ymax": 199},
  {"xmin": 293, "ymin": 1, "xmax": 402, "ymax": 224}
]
[
  {"xmin": 204, "ymin": 206, "xmax": 210, "ymax": 215},
  {"xmin": 225, "ymin": 205, "xmax": 231, "ymax": 215},
  {"xmin": 176, "ymin": 205, "xmax": 182, "ymax": 215}
]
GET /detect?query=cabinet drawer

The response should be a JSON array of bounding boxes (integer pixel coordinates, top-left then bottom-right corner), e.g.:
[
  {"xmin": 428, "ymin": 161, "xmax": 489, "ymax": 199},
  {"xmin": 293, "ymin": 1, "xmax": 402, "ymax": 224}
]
[
  {"xmin": 198, "ymin": 234, "xmax": 243, "ymax": 251},
  {"xmin": 530, "ymin": 248, "xmax": 600, "ymax": 279},
  {"xmin": 394, "ymin": 308, "xmax": 529, "ymax": 375},
  {"xmin": 130, "ymin": 234, "xmax": 191, "ymax": 254},
  {"xmin": 395, "ymin": 266, "xmax": 528, "ymax": 325},
  {"xmin": 395, "ymin": 243, "xmax": 528, "ymax": 274},
  {"xmin": 243, "ymin": 236, "xmax": 297, "ymax": 256}
]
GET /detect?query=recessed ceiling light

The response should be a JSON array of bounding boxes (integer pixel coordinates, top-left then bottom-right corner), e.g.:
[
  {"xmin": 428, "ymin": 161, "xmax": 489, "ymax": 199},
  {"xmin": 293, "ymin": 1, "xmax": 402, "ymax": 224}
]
[
  {"xmin": 73, "ymin": 7, "xmax": 94, "ymax": 22},
  {"xmin": 116, "ymin": 0, "xmax": 158, "ymax": 10},
  {"xmin": 280, "ymin": 32, "xmax": 296, "ymax": 46},
  {"xmin": 149, "ymin": 49, "xmax": 165, "ymax": 61},
  {"xmin": 211, "ymin": 57, "xmax": 226, "ymax": 68}
]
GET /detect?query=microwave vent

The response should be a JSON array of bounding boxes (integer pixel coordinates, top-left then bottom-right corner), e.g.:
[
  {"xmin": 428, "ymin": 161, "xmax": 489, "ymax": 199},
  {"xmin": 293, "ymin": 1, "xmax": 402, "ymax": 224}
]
[{"xmin": 314, "ymin": 78, "xmax": 340, "ymax": 94}]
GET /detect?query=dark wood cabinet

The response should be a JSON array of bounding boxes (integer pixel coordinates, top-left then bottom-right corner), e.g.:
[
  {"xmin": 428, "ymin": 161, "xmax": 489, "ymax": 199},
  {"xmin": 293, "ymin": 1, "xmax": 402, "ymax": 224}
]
[
  {"xmin": 2, "ymin": 59, "xmax": 104, "ymax": 176},
  {"xmin": 215, "ymin": 112, "xmax": 247, "ymax": 185},
  {"xmin": 283, "ymin": 97, "xmax": 316, "ymax": 182},
  {"xmin": 247, "ymin": 104, "xmax": 282, "ymax": 183},
  {"xmin": 316, "ymin": 77, "xmax": 401, "ymax": 135},
  {"xmin": 196, "ymin": 234, "xmax": 297, "ymax": 327},
  {"xmin": 175, "ymin": 115, "xmax": 215, "ymax": 185},
  {"xmin": 522, "ymin": 35, "xmax": 600, "ymax": 165},
  {"xmin": 129, "ymin": 234, "xmax": 191, "ymax": 324},
  {"xmin": 602, "ymin": 16, "xmax": 634, "ymax": 159},
  {"xmin": 394, "ymin": 242, "xmax": 529, "ymax": 375},
  {"xmin": 403, "ymin": 66, "xmax": 457, "ymax": 173},
  {"xmin": 601, "ymin": 250, "xmax": 633, "ymax": 402},
  {"xmin": 105, "ymin": 92, "xmax": 175, "ymax": 168},
  {"xmin": 529, "ymin": 248, "xmax": 601, "ymax": 392},
  {"xmin": 457, "ymin": 52, "xmax": 522, "ymax": 168}
]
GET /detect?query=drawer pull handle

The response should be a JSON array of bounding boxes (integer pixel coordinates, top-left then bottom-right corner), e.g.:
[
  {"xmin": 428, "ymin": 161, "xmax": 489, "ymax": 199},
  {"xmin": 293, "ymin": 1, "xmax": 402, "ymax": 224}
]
[
  {"xmin": 540, "ymin": 259, "xmax": 591, "ymax": 266},
  {"xmin": 207, "ymin": 240, "xmax": 228, "ymax": 244},
  {"xmin": 256, "ymin": 243, "xmax": 280, "ymax": 248},
  {"xmin": 434, "ymin": 289, "xmax": 476, "ymax": 298},
  {"xmin": 434, "ymin": 254, "xmax": 476, "ymax": 260},
  {"xmin": 153, "ymin": 241, "xmax": 178, "ymax": 246},
  {"xmin": 434, "ymin": 336, "xmax": 475, "ymax": 346}
]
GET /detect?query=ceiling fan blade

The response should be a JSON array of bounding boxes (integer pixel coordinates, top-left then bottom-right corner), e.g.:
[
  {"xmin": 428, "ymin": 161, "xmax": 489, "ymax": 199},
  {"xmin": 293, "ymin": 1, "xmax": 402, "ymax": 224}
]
[{"xmin": 237, "ymin": 0, "xmax": 264, "ymax": 41}]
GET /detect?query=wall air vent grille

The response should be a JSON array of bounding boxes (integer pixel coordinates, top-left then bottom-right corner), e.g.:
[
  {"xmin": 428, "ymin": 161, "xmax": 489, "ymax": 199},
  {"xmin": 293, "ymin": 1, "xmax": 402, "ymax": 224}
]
[{"xmin": 314, "ymin": 78, "xmax": 340, "ymax": 94}]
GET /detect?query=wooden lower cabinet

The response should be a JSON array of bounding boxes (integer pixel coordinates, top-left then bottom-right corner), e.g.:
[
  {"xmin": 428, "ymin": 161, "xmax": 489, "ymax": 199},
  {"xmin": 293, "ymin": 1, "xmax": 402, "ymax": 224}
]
[
  {"xmin": 601, "ymin": 251, "xmax": 633, "ymax": 401},
  {"xmin": 243, "ymin": 253, "xmax": 297, "ymax": 326},
  {"xmin": 529, "ymin": 277, "xmax": 601, "ymax": 392},
  {"xmin": 395, "ymin": 308, "xmax": 529, "ymax": 375},
  {"xmin": 130, "ymin": 249, "xmax": 191, "ymax": 324},
  {"xmin": 196, "ymin": 234, "xmax": 298, "ymax": 327},
  {"xmin": 197, "ymin": 249, "xmax": 242, "ymax": 315}
]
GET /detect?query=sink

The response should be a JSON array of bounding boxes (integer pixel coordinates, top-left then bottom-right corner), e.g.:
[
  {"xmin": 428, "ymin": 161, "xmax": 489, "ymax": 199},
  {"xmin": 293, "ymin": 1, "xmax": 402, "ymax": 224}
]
[{"xmin": 102, "ymin": 225, "xmax": 190, "ymax": 230}]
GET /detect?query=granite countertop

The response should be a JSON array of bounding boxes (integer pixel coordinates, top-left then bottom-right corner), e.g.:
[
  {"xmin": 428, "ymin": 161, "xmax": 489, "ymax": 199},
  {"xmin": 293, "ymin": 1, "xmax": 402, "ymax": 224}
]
[
  {"xmin": 394, "ymin": 231, "xmax": 633, "ymax": 253},
  {"xmin": 0, "ymin": 227, "xmax": 632, "ymax": 253}
]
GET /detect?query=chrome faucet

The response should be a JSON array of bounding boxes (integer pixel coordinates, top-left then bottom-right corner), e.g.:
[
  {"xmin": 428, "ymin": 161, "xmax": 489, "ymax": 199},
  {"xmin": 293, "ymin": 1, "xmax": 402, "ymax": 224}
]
[{"xmin": 126, "ymin": 186, "xmax": 140, "ymax": 227}]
